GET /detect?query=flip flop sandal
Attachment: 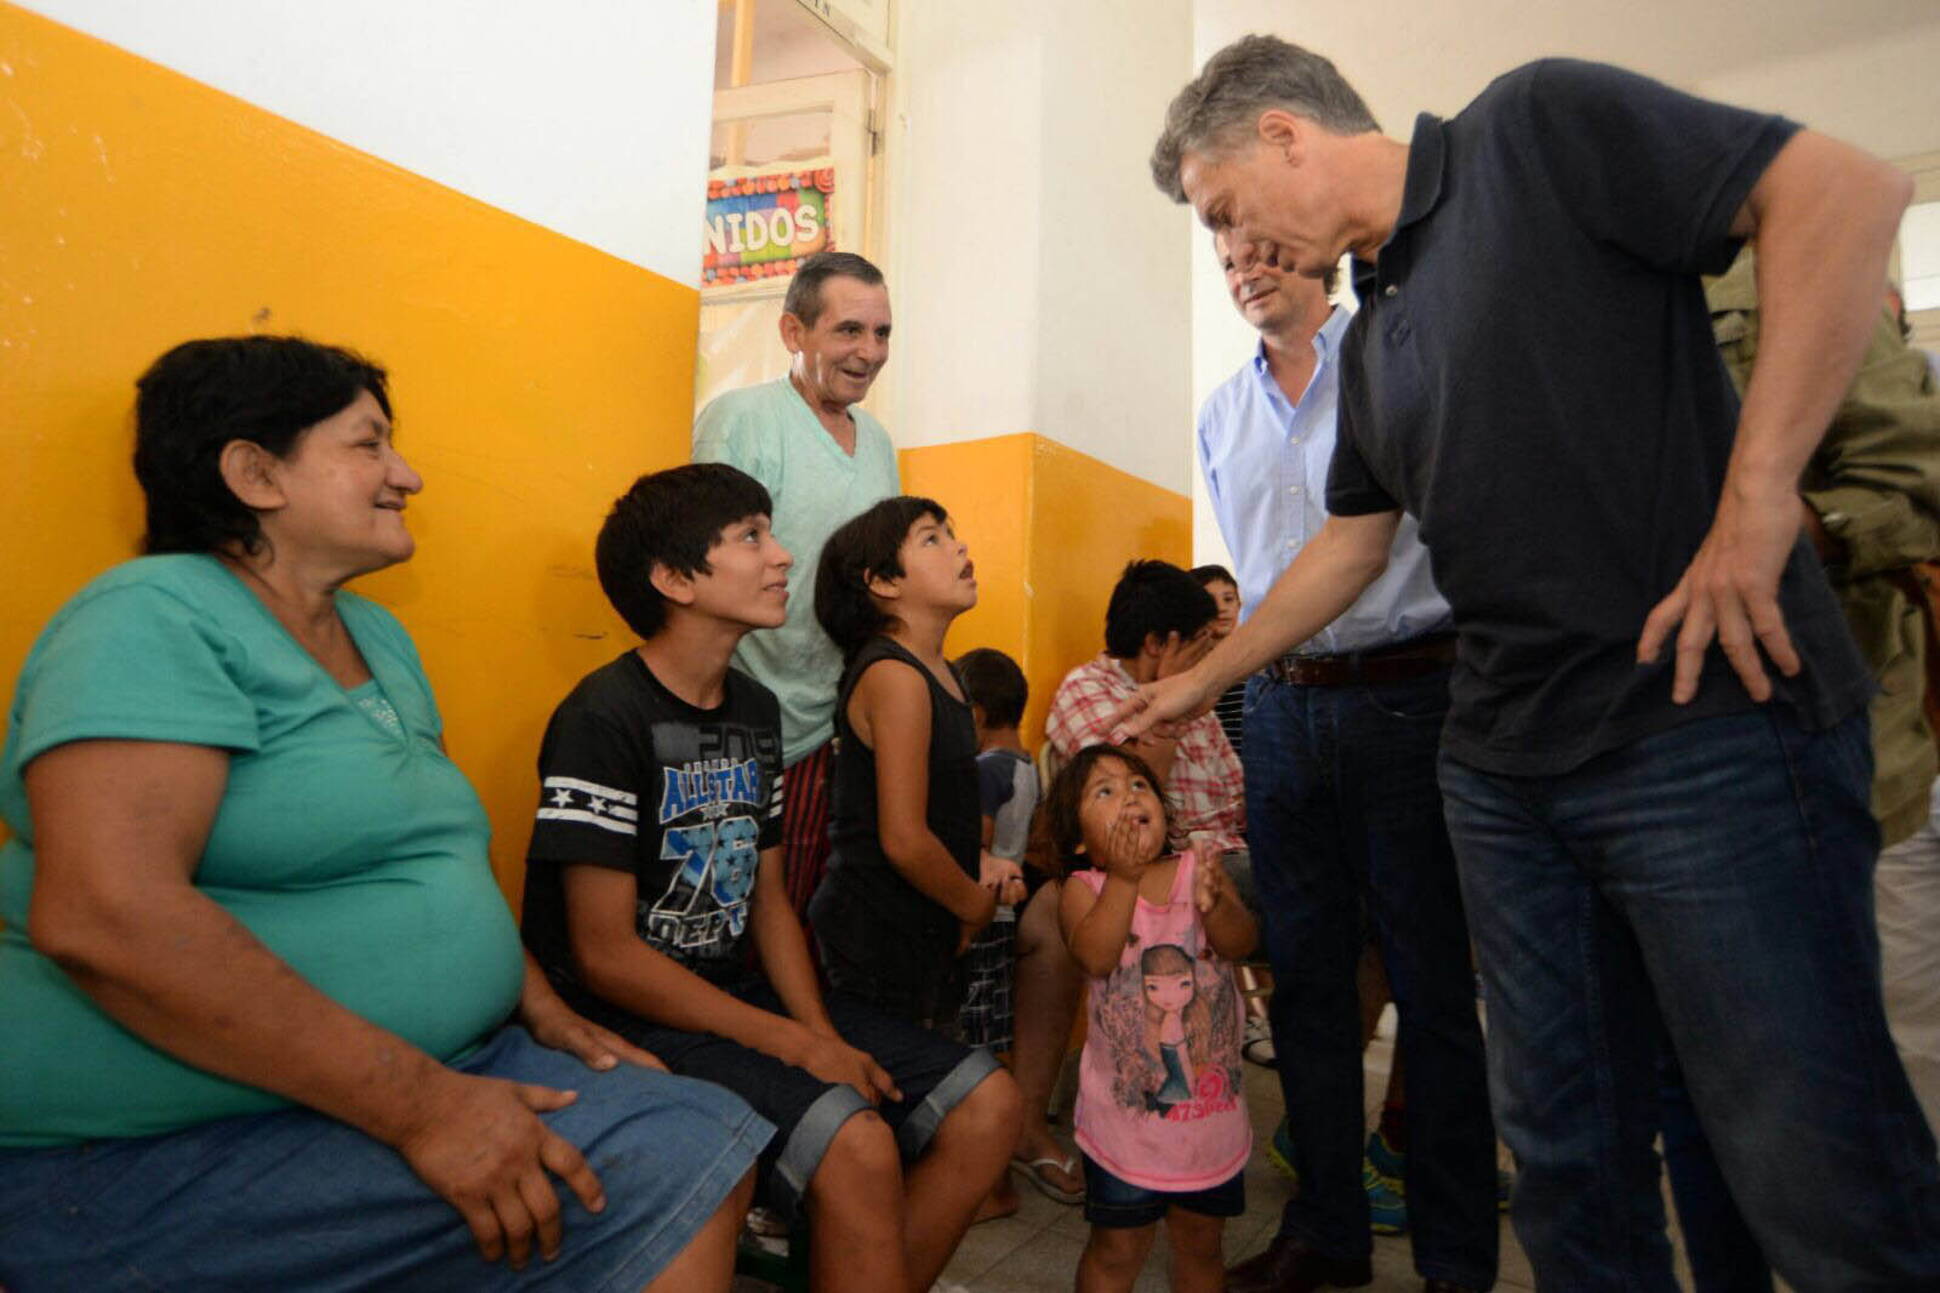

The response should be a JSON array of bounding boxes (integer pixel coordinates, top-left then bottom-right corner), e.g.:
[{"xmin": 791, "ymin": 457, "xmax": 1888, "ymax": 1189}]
[{"xmin": 1010, "ymin": 1154, "xmax": 1085, "ymax": 1204}]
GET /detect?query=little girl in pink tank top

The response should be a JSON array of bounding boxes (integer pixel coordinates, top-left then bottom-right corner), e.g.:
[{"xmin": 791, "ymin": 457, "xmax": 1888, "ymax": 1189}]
[{"xmin": 1051, "ymin": 745, "xmax": 1259, "ymax": 1290}]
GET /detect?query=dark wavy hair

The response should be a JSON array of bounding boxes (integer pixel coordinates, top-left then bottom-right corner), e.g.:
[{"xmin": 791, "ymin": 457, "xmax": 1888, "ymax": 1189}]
[
  {"xmin": 814, "ymin": 495, "xmax": 948, "ymax": 659},
  {"xmin": 133, "ymin": 336, "xmax": 392, "ymax": 556},
  {"xmin": 1104, "ymin": 560, "xmax": 1217, "ymax": 659},
  {"xmin": 596, "ymin": 463, "xmax": 775, "ymax": 640},
  {"xmin": 1033, "ymin": 744, "xmax": 1169, "ymax": 877}
]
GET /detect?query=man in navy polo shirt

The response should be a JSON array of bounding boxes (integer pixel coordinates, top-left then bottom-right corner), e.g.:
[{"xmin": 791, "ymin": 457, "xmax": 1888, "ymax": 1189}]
[{"xmin": 1123, "ymin": 34, "xmax": 1940, "ymax": 1292}]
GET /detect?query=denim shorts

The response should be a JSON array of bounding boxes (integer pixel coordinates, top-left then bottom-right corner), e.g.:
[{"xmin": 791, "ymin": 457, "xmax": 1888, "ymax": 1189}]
[
  {"xmin": 1081, "ymin": 1153, "xmax": 1246, "ymax": 1228},
  {"xmin": 0, "ymin": 1027, "xmax": 772, "ymax": 1291},
  {"xmin": 612, "ymin": 984, "xmax": 1002, "ymax": 1222}
]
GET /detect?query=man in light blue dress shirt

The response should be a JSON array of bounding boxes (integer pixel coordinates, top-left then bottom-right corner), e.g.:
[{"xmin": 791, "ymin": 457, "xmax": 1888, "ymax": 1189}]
[{"xmin": 1198, "ymin": 234, "xmax": 1498, "ymax": 1293}]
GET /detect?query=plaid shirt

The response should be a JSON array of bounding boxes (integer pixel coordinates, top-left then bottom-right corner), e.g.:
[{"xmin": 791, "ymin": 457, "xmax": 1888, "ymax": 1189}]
[{"xmin": 1045, "ymin": 654, "xmax": 1245, "ymax": 855}]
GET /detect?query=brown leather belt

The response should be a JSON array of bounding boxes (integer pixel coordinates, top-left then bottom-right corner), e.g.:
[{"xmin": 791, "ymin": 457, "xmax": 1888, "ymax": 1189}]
[{"xmin": 1266, "ymin": 633, "xmax": 1457, "ymax": 687}]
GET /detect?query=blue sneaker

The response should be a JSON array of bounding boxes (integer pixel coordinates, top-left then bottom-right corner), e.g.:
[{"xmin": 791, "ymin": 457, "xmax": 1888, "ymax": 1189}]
[
  {"xmin": 1266, "ymin": 1116, "xmax": 1297, "ymax": 1185},
  {"xmin": 1365, "ymin": 1126, "xmax": 1406, "ymax": 1183},
  {"xmin": 1363, "ymin": 1156, "xmax": 1407, "ymax": 1235}
]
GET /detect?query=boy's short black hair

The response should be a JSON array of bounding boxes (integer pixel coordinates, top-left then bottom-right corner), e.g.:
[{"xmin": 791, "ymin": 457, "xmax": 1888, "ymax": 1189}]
[
  {"xmin": 1190, "ymin": 563, "xmax": 1237, "ymax": 590},
  {"xmin": 1034, "ymin": 744, "xmax": 1169, "ymax": 877},
  {"xmin": 815, "ymin": 495, "xmax": 948, "ymax": 659},
  {"xmin": 955, "ymin": 647, "xmax": 1028, "ymax": 728},
  {"xmin": 595, "ymin": 463, "xmax": 774, "ymax": 640},
  {"xmin": 1103, "ymin": 560, "xmax": 1217, "ymax": 659}
]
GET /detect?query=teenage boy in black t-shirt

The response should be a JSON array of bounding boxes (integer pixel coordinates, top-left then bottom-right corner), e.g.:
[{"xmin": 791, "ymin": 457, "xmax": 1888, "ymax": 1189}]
[{"xmin": 520, "ymin": 464, "xmax": 1020, "ymax": 1293}]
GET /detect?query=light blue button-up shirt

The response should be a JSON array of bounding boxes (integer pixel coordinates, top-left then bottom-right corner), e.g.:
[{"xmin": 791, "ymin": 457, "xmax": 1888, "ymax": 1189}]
[{"xmin": 1196, "ymin": 306, "xmax": 1451, "ymax": 655}]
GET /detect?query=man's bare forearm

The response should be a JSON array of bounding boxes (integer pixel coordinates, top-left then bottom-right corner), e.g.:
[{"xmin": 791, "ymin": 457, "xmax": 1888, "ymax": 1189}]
[
  {"xmin": 37, "ymin": 877, "xmax": 450, "ymax": 1145},
  {"xmin": 1190, "ymin": 511, "xmax": 1397, "ymax": 695},
  {"xmin": 1735, "ymin": 133, "xmax": 1912, "ymax": 495}
]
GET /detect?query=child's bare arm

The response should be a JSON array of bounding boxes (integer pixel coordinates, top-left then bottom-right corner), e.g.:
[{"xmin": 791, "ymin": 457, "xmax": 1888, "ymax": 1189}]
[
  {"xmin": 1059, "ymin": 868, "xmax": 1139, "ymax": 977},
  {"xmin": 1195, "ymin": 853, "xmax": 1259, "ymax": 961},
  {"xmin": 850, "ymin": 661, "xmax": 996, "ymax": 929},
  {"xmin": 1059, "ymin": 809, "xmax": 1149, "ymax": 976}
]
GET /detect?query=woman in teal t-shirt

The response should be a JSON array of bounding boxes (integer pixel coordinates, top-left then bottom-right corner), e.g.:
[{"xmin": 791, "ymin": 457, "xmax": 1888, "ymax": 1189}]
[{"xmin": 0, "ymin": 337, "xmax": 770, "ymax": 1291}]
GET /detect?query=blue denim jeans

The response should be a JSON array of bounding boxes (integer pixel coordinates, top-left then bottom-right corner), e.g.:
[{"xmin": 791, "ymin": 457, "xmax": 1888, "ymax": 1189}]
[
  {"xmin": 1659, "ymin": 1053, "xmax": 1773, "ymax": 1292},
  {"xmin": 1441, "ymin": 707, "xmax": 1940, "ymax": 1291},
  {"xmin": 0, "ymin": 1028, "xmax": 771, "ymax": 1291},
  {"xmin": 1244, "ymin": 667, "xmax": 1499, "ymax": 1288}
]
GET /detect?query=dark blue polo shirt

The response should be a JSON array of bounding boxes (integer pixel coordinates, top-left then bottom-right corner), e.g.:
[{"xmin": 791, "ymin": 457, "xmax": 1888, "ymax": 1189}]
[{"xmin": 1325, "ymin": 59, "xmax": 1871, "ymax": 776}]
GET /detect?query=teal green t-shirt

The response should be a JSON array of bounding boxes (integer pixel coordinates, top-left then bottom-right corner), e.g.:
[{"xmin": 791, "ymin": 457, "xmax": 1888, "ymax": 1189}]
[
  {"xmin": 0, "ymin": 556, "xmax": 525, "ymax": 1146},
  {"xmin": 694, "ymin": 377, "xmax": 900, "ymax": 765}
]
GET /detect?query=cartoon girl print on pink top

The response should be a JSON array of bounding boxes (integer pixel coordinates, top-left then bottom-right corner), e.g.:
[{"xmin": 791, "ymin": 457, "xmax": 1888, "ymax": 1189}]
[{"xmin": 1073, "ymin": 847, "xmax": 1251, "ymax": 1192}]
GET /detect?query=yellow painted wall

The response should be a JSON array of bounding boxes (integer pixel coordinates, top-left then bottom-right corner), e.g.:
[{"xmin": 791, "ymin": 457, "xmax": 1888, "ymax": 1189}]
[
  {"xmin": 0, "ymin": 5, "xmax": 698, "ymax": 905},
  {"xmin": 901, "ymin": 435, "xmax": 1192, "ymax": 749}
]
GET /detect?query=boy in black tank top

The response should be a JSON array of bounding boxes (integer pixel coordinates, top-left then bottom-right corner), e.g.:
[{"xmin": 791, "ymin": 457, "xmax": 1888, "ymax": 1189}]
[{"xmin": 811, "ymin": 496, "xmax": 998, "ymax": 1029}]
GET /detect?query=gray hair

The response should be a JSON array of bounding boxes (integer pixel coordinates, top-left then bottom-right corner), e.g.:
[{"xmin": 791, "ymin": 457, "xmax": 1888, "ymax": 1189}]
[
  {"xmin": 783, "ymin": 251, "xmax": 886, "ymax": 327},
  {"xmin": 1151, "ymin": 35, "xmax": 1378, "ymax": 203}
]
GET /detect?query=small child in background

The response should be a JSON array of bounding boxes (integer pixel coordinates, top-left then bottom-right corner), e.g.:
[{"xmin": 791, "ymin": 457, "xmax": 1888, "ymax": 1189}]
[
  {"xmin": 1189, "ymin": 564, "xmax": 1246, "ymax": 759},
  {"xmin": 953, "ymin": 646, "xmax": 1036, "ymax": 1054},
  {"xmin": 811, "ymin": 496, "xmax": 996, "ymax": 1029},
  {"xmin": 1053, "ymin": 745, "xmax": 1258, "ymax": 1292}
]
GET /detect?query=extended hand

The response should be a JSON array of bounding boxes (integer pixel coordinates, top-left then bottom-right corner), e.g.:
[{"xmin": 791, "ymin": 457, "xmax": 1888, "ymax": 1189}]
[
  {"xmin": 392, "ymin": 1071, "xmax": 606, "ymax": 1269},
  {"xmin": 1638, "ymin": 481, "xmax": 1803, "ymax": 703},
  {"xmin": 795, "ymin": 1030, "xmax": 901, "ymax": 1104},
  {"xmin": 1106, "ymin": 670, "xmax": 1213, "ymax": 746}
]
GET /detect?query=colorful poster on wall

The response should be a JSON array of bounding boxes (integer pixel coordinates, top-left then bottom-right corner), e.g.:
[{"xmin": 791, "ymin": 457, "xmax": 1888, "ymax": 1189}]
[{"xmin": 703, "ymin": 167, "xmax": 835, "ymax": 290}]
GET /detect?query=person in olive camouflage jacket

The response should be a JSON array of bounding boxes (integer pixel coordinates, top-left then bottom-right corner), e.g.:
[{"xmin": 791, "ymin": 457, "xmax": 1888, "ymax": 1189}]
[{"xmin": 1709, "ymin": 246, "xmax": 1940, "ymax": 846}]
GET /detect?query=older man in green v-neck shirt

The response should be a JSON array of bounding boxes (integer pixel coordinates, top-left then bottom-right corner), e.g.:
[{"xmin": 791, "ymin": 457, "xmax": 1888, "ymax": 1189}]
[{"xmin": 694, "ymin": 251, "xmax": 901, "ymax": 918}]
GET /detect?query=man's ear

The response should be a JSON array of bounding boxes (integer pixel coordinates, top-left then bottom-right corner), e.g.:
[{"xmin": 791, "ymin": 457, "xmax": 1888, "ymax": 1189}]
[
  {"xmin": 1257, "ymin": 108, "xmax": 1306, "ymax": 163},
  {"xmin": 217, "ymin": 440, "xmax": 287, "ymax": 513},
  {"xmin": 778, "ymin": 310, "xmax": 807, "ymax": 354},
  {"xmin": 649, "ymin": 561, "xmax": 698, "ymax": 608}
]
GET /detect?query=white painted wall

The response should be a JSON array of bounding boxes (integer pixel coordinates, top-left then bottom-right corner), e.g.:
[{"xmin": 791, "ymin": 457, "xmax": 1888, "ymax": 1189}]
[
  {"xmin": 18, "ymin": 0, "xmax": 719, "ymax": 284},
  {"xmin": 886, "ymin": 0, "xmax": 1195, "ymax": 494},
  {"xmin": 1695, "ymin": 24, "xmax": 1940, "ymax": 164},
  {"xmin": 1187, "ymin": 1, "xmax": 1940, "ymax": 562},
  {"xmin": 884, "ymin": 6, "xmax": 1045, "ymax": 451}
]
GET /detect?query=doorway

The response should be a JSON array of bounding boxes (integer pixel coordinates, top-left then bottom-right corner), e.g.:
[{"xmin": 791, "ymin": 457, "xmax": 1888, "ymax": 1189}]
[{"xmin": 697, "ymin": 0, "xmax": 889, "ymax": 415}]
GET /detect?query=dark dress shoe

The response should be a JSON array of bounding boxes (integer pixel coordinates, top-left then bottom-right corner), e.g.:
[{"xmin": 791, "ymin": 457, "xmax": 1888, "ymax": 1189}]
[
  {"xmin": 1422, "ymin": 1282, "xmax": 1486, "ymax": 1293},
  {"xmin": 1225, "ymin": 1235, "xmax": 1374, "ymax": 1293}
]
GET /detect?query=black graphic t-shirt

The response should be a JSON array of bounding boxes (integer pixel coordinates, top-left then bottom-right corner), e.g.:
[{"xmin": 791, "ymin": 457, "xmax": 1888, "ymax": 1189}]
[{"xmin": 521, "ymin": 651, "xmax": 784, "ymax": 1008}]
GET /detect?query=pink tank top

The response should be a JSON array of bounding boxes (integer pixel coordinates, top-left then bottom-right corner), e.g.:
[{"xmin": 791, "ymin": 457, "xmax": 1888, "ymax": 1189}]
[{"xmin": 1071, "ymin": 848, "xmax": 1251, "ymax": 1192}]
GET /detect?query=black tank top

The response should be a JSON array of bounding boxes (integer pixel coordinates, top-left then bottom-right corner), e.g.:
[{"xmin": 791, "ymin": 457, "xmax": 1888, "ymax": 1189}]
[{"xmin": 811, "ymin": 636, "xmax": 981, "ymax": 1002}]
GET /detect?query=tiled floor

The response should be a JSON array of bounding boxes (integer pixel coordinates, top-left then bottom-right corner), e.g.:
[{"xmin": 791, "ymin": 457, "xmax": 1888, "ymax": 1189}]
[
  {"xmin": 738, "ymin": 1015, "xmax": 1711, "ymax": 1291},
  {"xmin": 938, "ymin": 1016, "xmax": 1714, "ymax": 1292}
]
